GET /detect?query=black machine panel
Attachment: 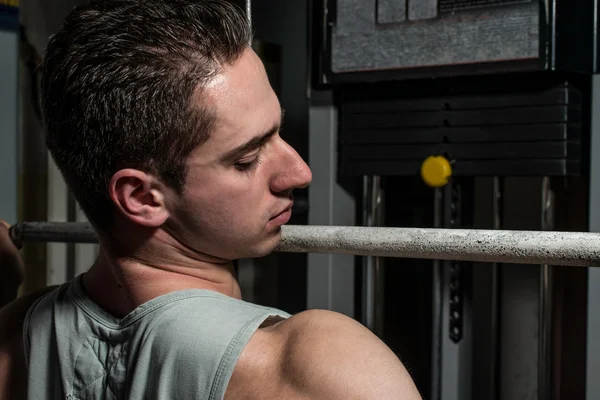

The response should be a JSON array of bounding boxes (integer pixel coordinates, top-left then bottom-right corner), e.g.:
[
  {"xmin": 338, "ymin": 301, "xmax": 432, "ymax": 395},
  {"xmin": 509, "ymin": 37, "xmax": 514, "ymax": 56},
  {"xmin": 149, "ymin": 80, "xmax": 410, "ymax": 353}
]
[
  {"xmin": 338, "ymin": 83, "xmax": 583, "ymax": 177},
  {"xmin": 312, "ymin": 0, "xmax": 597, "ymax": 84}
]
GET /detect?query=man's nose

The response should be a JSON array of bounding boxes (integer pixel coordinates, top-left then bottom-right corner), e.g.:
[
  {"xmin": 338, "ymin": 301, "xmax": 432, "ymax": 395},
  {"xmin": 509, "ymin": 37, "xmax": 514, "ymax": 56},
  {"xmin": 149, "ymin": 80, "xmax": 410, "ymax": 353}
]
[{"xmin": 270, "ymin": 139, "xmax": 312, "ymax": 194}]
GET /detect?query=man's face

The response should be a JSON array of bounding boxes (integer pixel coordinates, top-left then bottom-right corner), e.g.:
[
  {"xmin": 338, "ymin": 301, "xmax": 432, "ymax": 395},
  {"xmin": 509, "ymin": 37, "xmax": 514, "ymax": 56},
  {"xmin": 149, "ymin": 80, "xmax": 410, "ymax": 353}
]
[{"xmin": 167, "ymin": 49, "xmax": 312, "ymax": 260}]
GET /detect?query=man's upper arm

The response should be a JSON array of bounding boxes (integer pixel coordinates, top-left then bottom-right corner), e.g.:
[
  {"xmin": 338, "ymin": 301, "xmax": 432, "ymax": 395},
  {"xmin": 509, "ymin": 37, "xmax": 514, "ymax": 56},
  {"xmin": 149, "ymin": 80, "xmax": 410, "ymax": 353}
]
[
  {"xmin": 0, "ymin": 287, "xmax": 57, "ymax": 400},
  {"xmin": 277, "ymin": 310, "xmax": 422, "ymax": 400}
]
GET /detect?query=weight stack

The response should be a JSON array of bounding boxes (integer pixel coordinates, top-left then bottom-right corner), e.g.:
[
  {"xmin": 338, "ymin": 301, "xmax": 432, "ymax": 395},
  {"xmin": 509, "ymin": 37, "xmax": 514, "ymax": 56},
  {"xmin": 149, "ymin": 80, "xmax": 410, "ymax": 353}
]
[{"xmin": 338, "ymin": 83, "xmax": 583, "ymax": 177}]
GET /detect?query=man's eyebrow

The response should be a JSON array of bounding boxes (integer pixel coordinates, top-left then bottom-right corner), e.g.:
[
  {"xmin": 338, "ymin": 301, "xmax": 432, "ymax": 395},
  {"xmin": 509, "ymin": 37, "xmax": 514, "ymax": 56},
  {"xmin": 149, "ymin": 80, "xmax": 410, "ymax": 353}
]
[{"xmin": 220, "ymin": 109, "xmax": 285, "ymax": 162}]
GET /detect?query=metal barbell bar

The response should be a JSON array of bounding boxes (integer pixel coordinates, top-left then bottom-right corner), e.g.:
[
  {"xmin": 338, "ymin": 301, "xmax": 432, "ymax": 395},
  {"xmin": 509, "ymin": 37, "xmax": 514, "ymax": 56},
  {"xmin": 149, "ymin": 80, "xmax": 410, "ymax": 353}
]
[{"xmin": 8, "ymin": 221, "xmax": 600, "ymax": 267}]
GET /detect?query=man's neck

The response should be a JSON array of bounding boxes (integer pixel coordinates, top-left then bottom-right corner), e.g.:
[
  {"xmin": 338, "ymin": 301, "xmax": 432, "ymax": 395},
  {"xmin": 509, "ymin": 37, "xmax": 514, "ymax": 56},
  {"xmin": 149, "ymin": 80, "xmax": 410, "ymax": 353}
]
[{"xmin": 82, "ymin": 234, "xmax": 242, "ymax": 318}]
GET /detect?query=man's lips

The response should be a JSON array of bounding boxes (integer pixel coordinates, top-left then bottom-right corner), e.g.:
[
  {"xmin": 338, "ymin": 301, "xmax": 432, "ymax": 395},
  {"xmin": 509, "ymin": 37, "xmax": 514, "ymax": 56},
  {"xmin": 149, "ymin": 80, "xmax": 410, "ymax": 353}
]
[{"xmin": 268, "ymin": 203, "xmax": 294, "ymax": 226}]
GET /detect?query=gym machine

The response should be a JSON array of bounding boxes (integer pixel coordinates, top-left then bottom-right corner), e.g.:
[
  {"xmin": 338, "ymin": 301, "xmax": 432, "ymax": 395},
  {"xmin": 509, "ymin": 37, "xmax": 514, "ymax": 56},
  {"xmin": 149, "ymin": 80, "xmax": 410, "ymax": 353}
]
[
  {"xmin": 308, "ymin": 0, "xmax": 599, "ymax": 399},
  {"xmin": 8, "ymin": 0, "xmax": 600, "ymax": 399}
]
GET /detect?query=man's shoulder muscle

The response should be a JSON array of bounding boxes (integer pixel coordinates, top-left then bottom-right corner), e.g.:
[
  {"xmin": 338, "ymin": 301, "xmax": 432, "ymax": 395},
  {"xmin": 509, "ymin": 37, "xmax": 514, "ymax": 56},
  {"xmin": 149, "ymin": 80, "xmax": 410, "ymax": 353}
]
[
  {"xmin": 226, "ymin": 309, "xmax": 422, "ymax": 400},
  {"xmin": 0, "ymin": 286, "xmax": 58, "ymax": 400}
]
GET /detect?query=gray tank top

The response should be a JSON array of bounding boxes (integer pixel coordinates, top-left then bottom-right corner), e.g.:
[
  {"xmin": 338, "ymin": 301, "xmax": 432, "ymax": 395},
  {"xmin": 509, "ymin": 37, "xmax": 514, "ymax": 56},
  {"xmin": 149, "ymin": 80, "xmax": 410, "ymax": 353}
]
[{"xmin": 23, "ymin": 275, "xmax": 290, "ymax": 400}]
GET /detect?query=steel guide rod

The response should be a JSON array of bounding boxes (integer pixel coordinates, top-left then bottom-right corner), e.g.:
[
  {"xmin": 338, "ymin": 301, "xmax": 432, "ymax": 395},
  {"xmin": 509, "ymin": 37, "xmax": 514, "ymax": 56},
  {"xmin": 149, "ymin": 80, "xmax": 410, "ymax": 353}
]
[{"xmin": 9, "ymin": 222, "xmax": 600, "ymax": 267}]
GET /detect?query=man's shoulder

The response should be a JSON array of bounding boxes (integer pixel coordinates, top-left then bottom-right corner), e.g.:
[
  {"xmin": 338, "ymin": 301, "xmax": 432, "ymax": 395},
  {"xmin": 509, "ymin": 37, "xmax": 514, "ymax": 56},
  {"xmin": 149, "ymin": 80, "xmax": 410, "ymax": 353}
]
[
  {"xmin": 226, "ymin": 309, "xmax": 422, "ymax": 400},
  {"xmin": 236, "ymin": 309, "xmax": 358, "ymax": 364},
  {"xmin": 255, "ymin": 308, "xmax": 361, "ymax": 346},
  {"xmin": 274, "ymin": 308, "xmax": 357, "ymax": 331},
  {"xmin": 223, "ymin": 309, "xmax": 341, "ymax": 399}
]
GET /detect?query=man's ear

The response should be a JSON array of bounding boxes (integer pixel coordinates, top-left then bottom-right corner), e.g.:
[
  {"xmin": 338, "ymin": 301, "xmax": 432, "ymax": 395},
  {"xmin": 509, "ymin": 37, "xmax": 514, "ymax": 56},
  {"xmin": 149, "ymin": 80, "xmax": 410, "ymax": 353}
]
[{"xmin": 108, "ymin": 169, "xmax": 169, "ymax": 227}]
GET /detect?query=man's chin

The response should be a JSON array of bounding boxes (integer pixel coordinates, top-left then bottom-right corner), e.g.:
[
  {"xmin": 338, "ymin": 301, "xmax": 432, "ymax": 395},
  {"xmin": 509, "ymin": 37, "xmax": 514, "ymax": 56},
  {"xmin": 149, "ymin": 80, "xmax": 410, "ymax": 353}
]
[{"xmin": 246, "ymin": 232, "xmax": 282, "ymax": 259}]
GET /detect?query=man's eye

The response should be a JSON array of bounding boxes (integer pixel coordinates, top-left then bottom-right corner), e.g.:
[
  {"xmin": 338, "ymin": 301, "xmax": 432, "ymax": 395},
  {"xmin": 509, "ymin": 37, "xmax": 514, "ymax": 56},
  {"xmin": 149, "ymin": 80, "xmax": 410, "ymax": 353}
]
[{"xmin": 234, "ymin": 156, "xmax": 261, "ymax": 172}]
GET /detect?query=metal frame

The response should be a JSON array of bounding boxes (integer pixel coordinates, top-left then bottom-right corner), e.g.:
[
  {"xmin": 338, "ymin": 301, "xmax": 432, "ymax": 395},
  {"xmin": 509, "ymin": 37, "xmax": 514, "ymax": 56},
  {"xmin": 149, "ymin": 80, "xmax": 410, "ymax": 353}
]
[
  {"xmin": 437, "ymin": 182, "xmax": 473, "ymax": 400},
  {"xmin": 361, "ymin": 176, "xmax": 385, "ymax": 335},
  {"xmin": 440, "ymin": 260, "xmax": 473, "ymax": 400},
  {"xmin": 306, "ymin": 97, "xmax": 356, "ymax": 316},
  {"xmin": 586, "ymin": 74, "xmax": 600, "ymax": 400},
  {"xmin": 431, "ymin": 188, "xmax": 443, "ymax": 400},
  {"xmin": 539, "ymin": 177, "xmax": 554, "ymax": 400},
  {"xmin": 470, "ymin": 177, "xmax": 502, "ymax": 400}
]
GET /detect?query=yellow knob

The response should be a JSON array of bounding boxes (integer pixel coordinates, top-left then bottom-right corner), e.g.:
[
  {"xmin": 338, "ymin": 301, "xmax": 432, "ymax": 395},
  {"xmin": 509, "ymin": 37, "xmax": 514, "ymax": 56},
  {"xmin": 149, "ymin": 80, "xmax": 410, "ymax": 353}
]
[{"xmin": 420, "ymin": 155, "xmax": 452, "ymax": 188}]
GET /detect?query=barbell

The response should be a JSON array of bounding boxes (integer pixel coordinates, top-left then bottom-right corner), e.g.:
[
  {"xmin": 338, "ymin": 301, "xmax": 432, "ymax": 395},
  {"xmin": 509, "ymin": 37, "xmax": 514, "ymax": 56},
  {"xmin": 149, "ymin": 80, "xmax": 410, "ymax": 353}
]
[{"xmin": 8, "ymin": 221, "xmax": 600, "ymax": 267}]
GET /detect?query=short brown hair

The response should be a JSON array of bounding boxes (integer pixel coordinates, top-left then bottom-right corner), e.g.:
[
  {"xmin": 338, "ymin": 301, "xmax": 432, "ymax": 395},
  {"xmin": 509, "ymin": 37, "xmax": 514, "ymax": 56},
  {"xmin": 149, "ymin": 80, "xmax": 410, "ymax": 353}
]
[{"xmin": 42, "ymin": 0, "xmax": 251, "ymax": 233}]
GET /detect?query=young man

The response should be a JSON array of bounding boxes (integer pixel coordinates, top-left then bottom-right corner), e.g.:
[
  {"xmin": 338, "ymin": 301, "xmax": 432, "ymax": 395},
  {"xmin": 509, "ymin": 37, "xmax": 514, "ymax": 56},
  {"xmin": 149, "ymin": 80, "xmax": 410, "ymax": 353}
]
[{"xmin": 0, "ymin": 1, "xmax": 422, "ymax": 398}]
